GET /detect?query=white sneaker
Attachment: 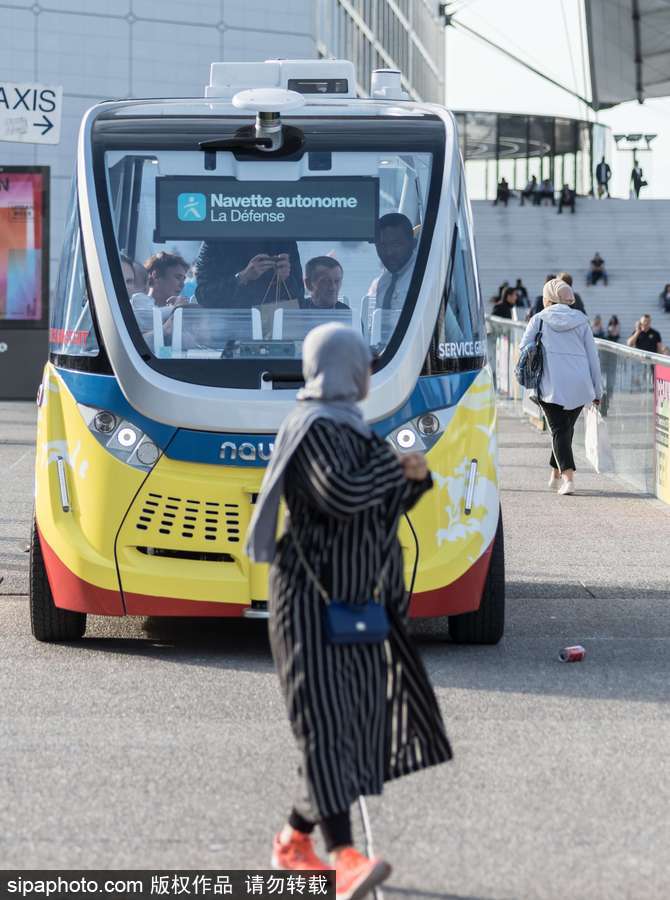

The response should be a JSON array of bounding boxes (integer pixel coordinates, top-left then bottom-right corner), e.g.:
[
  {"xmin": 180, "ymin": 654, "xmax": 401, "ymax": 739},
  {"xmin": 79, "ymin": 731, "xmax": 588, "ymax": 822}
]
[
  {"xmin": 548, "ymin": 473, "xmax": 561, "ymax": 489},
  {"xmin": 558, "ymin": 480, "xmax": 574, "ymax": 495}
]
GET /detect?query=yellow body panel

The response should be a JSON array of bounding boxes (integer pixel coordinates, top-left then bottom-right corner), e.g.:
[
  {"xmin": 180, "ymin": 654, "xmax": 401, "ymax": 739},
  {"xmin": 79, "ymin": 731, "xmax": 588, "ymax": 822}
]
[
  {"xmin": 403, "ymin": 367, "xmax": 499, "ymax": 593},
  {"xmin": 35, "ymin": 364, "xmax": 144, "ymax": 593},
  {"xmin": 116, "ymin": 455, "xmax": 265, "ymax": 604}
]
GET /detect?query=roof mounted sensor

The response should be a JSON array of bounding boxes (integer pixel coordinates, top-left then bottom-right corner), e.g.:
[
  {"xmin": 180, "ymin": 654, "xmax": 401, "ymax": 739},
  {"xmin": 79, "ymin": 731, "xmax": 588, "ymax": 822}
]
[
  {"xmin": 206, "ymin": 59, "xmax": 356, "ymax": 100},
  {"xmin": 231, "ymin": 87, "xmax": 305, "ymax": 152}
]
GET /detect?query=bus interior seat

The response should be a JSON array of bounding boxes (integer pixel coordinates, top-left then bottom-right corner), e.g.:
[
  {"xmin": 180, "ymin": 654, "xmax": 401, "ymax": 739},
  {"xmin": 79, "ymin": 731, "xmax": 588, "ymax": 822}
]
[
  {"xmin": 171, "ymin": 307, "xmax": 262, "ymax": 354},
  {"xmin": 271, "ymin": 307, "xmax": 354, "ymax": 341},
  {"xmin": 369, "ymin": 307, "xmax": 401, "ymax": 346}
]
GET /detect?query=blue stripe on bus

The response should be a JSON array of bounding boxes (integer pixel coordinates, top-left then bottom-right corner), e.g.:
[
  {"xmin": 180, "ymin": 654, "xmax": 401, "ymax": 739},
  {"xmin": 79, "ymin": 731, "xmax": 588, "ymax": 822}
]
[
  {"xmin": 168, "ymin": 430, "xmax": 274, "ymax": 468},
  {"xmin": 167, "ymin": 372, "xmax": 478, "ymax": 467},
  {"xmin": 56, "ymin": 368, "xmax": 479, "ymax": 467},
  {"xmin": 371, "ymin": 371, "xmax": 478, "ymax": 436},
  {"xmin": 56, "ymin": 369, "xmax": 177, "ymax": 449}
]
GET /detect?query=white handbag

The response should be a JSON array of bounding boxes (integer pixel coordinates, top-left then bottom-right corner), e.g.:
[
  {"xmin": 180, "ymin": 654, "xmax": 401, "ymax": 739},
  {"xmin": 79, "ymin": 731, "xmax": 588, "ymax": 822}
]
[{"xmin": 584, "ymin": 406, "xmax": 615, "ymax": 474}]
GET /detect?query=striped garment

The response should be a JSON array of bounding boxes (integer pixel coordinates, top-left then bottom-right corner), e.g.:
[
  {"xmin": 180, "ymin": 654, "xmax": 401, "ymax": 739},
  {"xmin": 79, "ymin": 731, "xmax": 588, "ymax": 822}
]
[{"xmin": 268, "ymin": 419, "xmax": 452, "ymax": 821}]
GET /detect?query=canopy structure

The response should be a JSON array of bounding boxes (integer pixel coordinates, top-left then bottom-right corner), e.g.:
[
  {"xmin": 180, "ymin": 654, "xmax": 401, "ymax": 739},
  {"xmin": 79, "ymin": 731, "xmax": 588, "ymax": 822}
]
[{"xmin": 586, "ymin": 0, "xmax": 670, "ymax": 108}]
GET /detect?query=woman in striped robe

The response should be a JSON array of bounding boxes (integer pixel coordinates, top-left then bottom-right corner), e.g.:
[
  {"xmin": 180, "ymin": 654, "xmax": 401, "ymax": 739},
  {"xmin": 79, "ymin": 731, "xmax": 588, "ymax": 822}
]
[{"xmin": 246, "ymin": 324, "xmax": 452, "ymax": 899}]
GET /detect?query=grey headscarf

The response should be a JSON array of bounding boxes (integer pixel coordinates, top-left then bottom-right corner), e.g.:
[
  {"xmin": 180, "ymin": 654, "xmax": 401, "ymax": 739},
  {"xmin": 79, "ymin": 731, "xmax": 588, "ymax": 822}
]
[{"xmin": 245, "ymin": 324, "xmax": 373, "ymax": 563}]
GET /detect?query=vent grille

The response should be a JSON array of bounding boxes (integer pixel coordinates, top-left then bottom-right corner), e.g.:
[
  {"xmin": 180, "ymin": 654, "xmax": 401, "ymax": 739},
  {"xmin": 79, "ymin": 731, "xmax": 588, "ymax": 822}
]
[
  {"xmin": 134, "ymin": 491, "xmax": 243, "ymax": 548},
  {"xmin": 136, "ymin": 547, "xmax": 234, "ymax": 563}
]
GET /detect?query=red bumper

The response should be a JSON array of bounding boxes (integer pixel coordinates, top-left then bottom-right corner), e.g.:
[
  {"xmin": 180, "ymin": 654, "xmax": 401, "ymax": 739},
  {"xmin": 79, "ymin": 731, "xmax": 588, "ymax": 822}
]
[
  {"xmin": 409, "ymin": 539, "xmax": 493, "ymax": 618},
  {"xmin": 39, "ymin": 528, "xmax": 491, "ymax": 620},
  {"xmin": 38, "ymin": 529, "xmax": 246, "ymax": 617}
]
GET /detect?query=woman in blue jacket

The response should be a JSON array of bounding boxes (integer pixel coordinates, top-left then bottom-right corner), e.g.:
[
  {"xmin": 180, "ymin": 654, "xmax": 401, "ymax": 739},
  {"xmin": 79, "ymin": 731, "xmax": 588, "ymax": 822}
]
[{"xmin": 520, "ymin": 278, "xmax": 602, "ymax": 495}]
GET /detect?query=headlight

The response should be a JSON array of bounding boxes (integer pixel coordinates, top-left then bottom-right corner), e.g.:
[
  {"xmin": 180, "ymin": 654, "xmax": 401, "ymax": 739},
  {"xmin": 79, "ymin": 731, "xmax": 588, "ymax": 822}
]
[
  {"xmin": 386, "ymin": 406, "xmax": 455, "ymax": 454},
  {"xmin": 93, "ymin": 410, "xmax": 117, "ymax": 434},
  {"xmin": 115, "ymin": 426, "xmax": 140, "ymax": 448},
  {"xmin": 396, "ymin": 428, "xmax": 417, "ymax": 450},
  {"xmin": 417, "ymin": 413, "xmax": 440, "ymax": 436},
  {"xmin": 78, "ymin": 404, "xmax": 161, "ymax": 470}
]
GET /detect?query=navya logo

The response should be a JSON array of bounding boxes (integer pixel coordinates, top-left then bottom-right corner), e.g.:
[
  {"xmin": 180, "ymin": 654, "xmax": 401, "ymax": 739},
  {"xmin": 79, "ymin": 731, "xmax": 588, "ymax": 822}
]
[
  {"xmin": 177, "ymin": 192, "xmax": 206, "ymax": 222},
  {"xmin": 219, "ymin": 439, "xmax": 274, "ymax": 464}
]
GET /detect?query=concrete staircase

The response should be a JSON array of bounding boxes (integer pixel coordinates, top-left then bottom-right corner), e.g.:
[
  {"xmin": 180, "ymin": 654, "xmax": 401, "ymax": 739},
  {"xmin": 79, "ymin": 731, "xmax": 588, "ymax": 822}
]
[{"xmin": 472, "ymin": 198, "xmax": 670, "ymax": 338}]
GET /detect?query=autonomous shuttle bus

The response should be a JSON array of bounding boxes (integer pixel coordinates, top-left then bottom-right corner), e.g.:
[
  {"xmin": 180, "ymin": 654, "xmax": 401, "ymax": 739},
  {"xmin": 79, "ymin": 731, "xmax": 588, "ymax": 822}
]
[{"xmin": 32, "ymin": 59, "xmax": 504, "ymax": 644}]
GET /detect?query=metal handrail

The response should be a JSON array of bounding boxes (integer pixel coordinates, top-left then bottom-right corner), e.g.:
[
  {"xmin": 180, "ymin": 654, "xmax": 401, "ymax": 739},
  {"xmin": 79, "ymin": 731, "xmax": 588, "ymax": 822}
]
[{"xmin": 487, "ymin": 315, "xmax": 669, "ymax": 364}]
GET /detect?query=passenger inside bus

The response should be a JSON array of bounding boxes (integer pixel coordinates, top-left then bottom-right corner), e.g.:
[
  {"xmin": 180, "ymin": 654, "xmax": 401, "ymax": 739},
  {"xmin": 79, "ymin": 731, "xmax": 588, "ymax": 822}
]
[
  {"xmin": 368, "ymin": 212, "xmax": 464, "ymax": 344},
  {"xmin": 368, "ymin": 213, "xmax": 416, "ymax": 310},
  {"xmin": 302, "ymin": 257, "xmax": 350, "ymax": 311},
  {"xmin": 128, "ymin": 251, "xmax": 193, "ymax": 351},
  {"xmin": 194, "ymin": 239, "xmax": 304, "ymax": 307},
  {"xmin": 132, "ymin": 258, "xmax": 149, "ymax": 294},
  {"xmin": 130, "ymin": 251, "xmax": 190, "ymax": 313},
  {"xmin": 120, "ymin": 253, "xmax": 137, "ymax": 294}
]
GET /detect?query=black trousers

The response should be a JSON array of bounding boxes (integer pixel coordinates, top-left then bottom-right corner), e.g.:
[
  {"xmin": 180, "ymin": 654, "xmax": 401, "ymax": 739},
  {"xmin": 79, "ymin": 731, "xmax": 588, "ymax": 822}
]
[
  {"xmin": 538, "ymin": 401, "xmax": 583, "ymax": 472},
  {"xmin": 289, "ymin": 806, "xmax": 351, "ymax": 853}
]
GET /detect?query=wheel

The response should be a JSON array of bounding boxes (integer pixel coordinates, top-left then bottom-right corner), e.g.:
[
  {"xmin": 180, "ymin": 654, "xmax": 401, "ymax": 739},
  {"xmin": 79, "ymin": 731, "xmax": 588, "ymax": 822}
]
[
  {"xmin": 30, "ymin": 520, "xmax": 86, "ymax": 642},
  {"xmin": 449, "ymin": 509, "xmax": 505, "ymax": 645}
]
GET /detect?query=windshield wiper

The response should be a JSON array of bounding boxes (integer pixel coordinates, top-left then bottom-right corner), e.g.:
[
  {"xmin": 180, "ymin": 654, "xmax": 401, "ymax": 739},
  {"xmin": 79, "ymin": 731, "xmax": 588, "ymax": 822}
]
[
  {"xmin": 199, "ymin": 136, "xmax": 272, "ymax": 151},
  {"xmin": 261, "ymin": 372, "xmax": 305, "ymax": 385}
]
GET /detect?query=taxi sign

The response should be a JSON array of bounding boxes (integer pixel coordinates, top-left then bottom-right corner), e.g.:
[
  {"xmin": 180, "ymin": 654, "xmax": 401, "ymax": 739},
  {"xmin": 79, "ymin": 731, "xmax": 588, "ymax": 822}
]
[{"xmin": 0, "ymin": 81, "xmax": 63, "ymax": 145}]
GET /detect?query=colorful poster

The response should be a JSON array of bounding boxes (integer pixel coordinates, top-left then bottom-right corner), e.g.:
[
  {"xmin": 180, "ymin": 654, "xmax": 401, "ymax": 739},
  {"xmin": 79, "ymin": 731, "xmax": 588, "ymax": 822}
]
[
  {"xmin": 0, "ymin": 168, "xmax": 47, "ymax": 322},
  {"xmin": 655, "ymin": 364, "xmax": 670, "ymax": 505}
]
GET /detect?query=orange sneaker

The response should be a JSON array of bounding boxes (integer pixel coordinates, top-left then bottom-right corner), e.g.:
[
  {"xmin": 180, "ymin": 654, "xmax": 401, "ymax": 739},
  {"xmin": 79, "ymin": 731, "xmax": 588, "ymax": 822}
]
[
  {"xmin": 334, "ymin": 847, "xmax": 392, "ymax": 900},
  {"xmin": 271, "ymin": 829, "xmax": 330, "ymax": 871}
]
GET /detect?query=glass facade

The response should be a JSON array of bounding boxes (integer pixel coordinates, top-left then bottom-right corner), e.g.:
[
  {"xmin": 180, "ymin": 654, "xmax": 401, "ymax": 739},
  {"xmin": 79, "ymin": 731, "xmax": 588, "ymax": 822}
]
[
  {"xmin": 454, "ymin": 111, "xmax": 610, "ymax": 200},
  {"xmin": 315, "ymin": 0, "xmax": 446, "ymax": 103}
]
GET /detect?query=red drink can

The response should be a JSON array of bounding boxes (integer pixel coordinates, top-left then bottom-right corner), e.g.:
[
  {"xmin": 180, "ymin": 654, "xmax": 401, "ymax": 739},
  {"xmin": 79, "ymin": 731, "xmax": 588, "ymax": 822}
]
[{"xmin": 559, "ymin": 645, "xmax": 585, "ymax": 662}]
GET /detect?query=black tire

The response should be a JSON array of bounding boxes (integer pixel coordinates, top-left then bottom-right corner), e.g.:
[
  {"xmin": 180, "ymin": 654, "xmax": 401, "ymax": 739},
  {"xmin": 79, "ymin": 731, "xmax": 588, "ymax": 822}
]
[
  {"xmin": 30, "ymin": 520, "xmax": 86, "ymax": 642},
  {"xmin": 449, "ymin": 509, "xmax": 505, "ymax": 645}
]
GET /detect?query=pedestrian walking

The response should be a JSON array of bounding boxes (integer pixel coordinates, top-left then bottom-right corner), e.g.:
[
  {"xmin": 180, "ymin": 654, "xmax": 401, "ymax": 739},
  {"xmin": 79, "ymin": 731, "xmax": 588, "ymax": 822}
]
[
  {"xmin": 631, "ymin": 159, "xmax": 647, "ymax": 198},
  {"xmin": 595, "ymin": 157, "xmax": 611, "ymax": 198},
  {"xmin": 246, "ymin": 324, "xmax": 452, "ymax": 899},
  {"xmin": 514, "ymin": 278, "xmax": 529, "ymax": 307},
  {"xmin": 520, "ymin": 279, "xmax": 602, "ymax": 495}
]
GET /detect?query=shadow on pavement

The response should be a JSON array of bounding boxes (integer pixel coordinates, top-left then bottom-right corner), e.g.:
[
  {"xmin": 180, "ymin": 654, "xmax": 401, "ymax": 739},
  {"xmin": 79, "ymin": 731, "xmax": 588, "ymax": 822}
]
[
  {"xmin": 503, "ymin": 579, "xmax": 669, "ymax": 599},
  {"xmin": 69, "ymin": 596, "xmax": 670, "ymax": 705},
  {"xmin": 78, "ymin": 617, "xmax": 274, "ymax": 674}
]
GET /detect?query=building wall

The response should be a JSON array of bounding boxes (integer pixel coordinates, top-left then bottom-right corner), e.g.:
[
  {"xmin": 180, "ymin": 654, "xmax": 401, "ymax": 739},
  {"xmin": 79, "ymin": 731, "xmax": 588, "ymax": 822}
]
[
  {"xmin": 315, "ymin": 0, "xmax": 445, "ymax": 103},
  {"xmin": 1, "ymin": 0, "xmax": 445, "ymax": 288},
  {"xmin": 0, "ymin": 0, "xmax": 316, "ymax": 292}
]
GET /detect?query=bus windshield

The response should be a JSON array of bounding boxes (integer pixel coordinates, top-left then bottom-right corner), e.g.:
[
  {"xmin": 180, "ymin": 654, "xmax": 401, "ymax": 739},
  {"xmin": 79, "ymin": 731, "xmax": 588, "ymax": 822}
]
[{"xmin": 97, "ymin": 117, "xmax": 447, "ymax": 388}]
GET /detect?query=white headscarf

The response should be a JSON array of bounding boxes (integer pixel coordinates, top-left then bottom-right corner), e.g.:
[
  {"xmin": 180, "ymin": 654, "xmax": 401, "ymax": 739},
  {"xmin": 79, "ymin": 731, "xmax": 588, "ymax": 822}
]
[{"xmin": 245, "ymin": 324, "xmax": 372, "ymax": 563}]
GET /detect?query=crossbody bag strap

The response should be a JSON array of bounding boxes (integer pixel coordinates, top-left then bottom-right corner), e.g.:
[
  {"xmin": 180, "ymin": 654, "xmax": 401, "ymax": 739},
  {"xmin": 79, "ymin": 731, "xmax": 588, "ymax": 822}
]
[{"xmin": 289, "ymin": 529, "xmax": 391, "ymax": 605}]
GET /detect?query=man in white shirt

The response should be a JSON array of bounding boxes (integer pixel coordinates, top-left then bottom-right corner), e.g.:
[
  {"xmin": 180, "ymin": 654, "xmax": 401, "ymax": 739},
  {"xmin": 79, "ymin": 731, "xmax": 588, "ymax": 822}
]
[
  {"xmin": 368, "ymin": 213, "xmax": 417, "ymax": 311},
  {"xmin": 367, "ymin": 212, "xmax": 464, "ymax": 344}
]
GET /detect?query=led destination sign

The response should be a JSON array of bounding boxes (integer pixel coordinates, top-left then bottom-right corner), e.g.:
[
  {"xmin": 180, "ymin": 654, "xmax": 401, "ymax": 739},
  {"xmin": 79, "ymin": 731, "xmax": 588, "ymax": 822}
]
[{"xmin": 155, "ymin": 176, "xmax": 378, "ymax": 242}]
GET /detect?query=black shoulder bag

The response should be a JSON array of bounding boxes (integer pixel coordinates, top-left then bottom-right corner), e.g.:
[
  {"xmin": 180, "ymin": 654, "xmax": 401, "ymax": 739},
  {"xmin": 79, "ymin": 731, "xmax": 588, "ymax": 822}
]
[
  {"xmin": 515, "ymin": 319, "xmax": 544, "ymax": 396},
  {"xmin": 290, "ymin": 531, "xmax": 390, "ymax": 644}
]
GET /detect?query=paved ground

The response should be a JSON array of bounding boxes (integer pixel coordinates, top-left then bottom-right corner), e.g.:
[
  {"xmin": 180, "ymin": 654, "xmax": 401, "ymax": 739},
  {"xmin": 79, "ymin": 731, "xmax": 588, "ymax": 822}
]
[{"xmin": 1, "ymin": 401, "xmax": 670, "ymax": 899}]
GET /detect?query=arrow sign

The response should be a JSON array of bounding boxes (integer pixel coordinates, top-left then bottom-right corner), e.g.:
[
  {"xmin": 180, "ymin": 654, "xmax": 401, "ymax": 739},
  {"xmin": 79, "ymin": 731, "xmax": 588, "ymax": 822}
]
[
  {"xmin": 35, "ymin": 114, "xmax": 54, "ymax": 136},
  {"xmin": 0, "ymin": 81, "xmax": 62, "ymax": 145}
]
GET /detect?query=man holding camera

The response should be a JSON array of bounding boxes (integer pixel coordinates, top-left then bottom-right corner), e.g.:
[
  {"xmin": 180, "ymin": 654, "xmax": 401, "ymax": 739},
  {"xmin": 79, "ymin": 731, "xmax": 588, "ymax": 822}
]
[{"xmin": 194, "ymin": 240, "xmax": 304, "ymax": 307}]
